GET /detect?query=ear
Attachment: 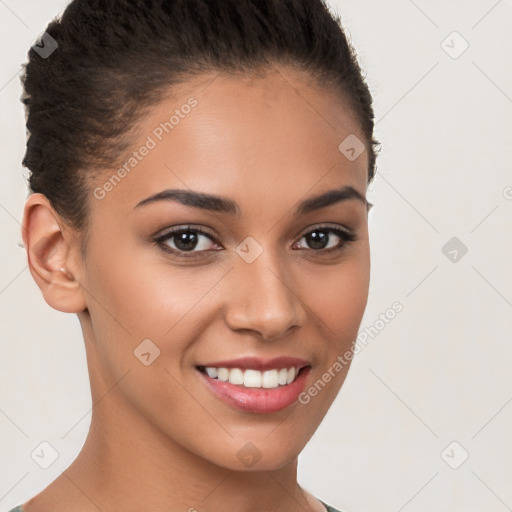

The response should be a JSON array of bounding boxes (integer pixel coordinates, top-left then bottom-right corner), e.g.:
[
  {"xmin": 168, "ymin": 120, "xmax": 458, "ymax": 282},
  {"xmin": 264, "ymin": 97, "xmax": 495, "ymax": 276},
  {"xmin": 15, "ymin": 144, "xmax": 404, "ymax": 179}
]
[{"xmin": 21, "ymin": 193, "xmax": 87, "ymax": 313}]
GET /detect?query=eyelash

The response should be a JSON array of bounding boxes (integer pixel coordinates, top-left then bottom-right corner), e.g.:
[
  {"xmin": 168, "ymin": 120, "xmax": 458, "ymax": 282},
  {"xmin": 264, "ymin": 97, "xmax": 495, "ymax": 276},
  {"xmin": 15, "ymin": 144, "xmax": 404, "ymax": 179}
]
[{"xmin": 154, "ymin": 224, "xmax": 358, "ymax": 259}]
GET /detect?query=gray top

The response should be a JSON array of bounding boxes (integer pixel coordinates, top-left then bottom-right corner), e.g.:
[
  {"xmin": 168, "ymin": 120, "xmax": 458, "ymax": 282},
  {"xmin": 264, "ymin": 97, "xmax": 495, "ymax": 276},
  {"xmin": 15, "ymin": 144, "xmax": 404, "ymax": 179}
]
[
  {"xmin": 320, "ymin": 499, "xmax": 344, "ymax": 512},
  {"xmin": 7, "ymin": 498, "xmax": 343, "ymax": 512}
]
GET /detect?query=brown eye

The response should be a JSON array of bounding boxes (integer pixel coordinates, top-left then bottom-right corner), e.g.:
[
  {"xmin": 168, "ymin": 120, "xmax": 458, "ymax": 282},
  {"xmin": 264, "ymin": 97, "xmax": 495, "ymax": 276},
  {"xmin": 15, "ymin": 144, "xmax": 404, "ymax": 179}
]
[
  {"xmin": 294, "ymin": 226, "xmax": 357, "ymax": 253},
  {"xmin": 155, "ymin": 226, "xmax": 220, "ymax": 258}
]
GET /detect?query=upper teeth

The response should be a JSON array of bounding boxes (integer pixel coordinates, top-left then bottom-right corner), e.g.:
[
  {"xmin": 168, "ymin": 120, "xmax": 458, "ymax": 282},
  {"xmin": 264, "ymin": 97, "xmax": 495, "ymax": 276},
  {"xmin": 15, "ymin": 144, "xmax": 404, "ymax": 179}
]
[{"xmin": 204, "ymin": 367, "xmax": 300, "ymax": 388}]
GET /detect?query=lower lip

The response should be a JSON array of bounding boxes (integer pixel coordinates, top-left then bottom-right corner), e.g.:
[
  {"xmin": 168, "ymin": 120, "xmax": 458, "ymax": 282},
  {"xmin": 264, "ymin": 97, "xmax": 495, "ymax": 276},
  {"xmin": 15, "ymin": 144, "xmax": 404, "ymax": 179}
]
[{"xmin": 197, "ymin": 367, "xmax": 311, "ymax": 414}]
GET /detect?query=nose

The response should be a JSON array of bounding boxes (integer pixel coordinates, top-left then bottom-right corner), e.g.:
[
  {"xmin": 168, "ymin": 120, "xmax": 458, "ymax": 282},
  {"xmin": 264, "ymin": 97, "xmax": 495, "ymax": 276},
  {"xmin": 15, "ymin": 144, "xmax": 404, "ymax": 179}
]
[{"xmin": 223, "ymin": 249, "xmax": 307, "ymax": 341}]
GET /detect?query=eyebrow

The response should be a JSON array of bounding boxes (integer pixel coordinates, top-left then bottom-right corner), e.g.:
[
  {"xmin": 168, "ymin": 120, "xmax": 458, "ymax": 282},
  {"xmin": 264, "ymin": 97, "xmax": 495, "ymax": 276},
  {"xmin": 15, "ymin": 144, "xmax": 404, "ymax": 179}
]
[{"xmin": 134, "ymin": 185, "xmax": 372, "ymax": 216}]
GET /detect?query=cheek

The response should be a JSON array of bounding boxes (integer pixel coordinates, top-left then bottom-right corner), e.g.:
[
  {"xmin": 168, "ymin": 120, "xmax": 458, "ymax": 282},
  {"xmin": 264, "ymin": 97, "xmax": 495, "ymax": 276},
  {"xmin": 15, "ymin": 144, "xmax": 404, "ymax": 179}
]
[
  {"xmin": 302, "ymin": 254, "xmax": 370, "ymax": 343},
  {"xmin": 84, "ymin": 233, "xmax": 212, "ymax": 336},
  {"xmin": 82, "ymin": 238, "xmax": 230, "ymax": 377},
  {"xmin": 83, "ymin": 227, "xmax": 369, "ymax": 367}
]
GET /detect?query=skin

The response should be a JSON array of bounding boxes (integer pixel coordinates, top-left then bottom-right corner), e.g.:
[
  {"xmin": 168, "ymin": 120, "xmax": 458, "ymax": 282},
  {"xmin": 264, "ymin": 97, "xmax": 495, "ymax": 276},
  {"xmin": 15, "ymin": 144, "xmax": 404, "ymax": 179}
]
[{"xmin": 21, "ymin": 66, "xmax": 371, "ymax": 512}]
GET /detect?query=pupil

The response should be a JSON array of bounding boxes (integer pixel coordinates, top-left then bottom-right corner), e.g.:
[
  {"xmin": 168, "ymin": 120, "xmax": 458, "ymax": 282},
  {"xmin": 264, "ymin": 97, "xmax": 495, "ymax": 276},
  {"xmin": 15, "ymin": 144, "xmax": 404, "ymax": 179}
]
[
  {"xmin": 175, "ymin": 231, "xmax": 198, "ymax": 251},
  {"xmin": 307, "ymin": 230, "xmax": 327, "ymax": 250},
  {"xmin": 172, "ymin": 230, "xmax": 330, "ymax": 251}
]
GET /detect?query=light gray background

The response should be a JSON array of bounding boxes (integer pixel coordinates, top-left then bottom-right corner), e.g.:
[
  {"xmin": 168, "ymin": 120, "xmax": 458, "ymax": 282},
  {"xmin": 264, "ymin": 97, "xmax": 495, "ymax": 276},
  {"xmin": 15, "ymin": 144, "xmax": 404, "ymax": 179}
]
[{"xmin": 1, "ymin": 1, "xmax": 511, "ymax": 511}]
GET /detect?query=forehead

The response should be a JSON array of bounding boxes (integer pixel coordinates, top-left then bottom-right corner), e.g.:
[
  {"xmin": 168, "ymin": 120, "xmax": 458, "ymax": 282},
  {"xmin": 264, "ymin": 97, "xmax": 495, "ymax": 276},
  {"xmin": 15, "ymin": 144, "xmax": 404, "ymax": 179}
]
[
  {"xmin": 159, "ymin": 67, "xmax": 366, "ymax": 164},
  {"xmin": 92, "ymin": 67, "xmax": 368, "ymax": 217}
]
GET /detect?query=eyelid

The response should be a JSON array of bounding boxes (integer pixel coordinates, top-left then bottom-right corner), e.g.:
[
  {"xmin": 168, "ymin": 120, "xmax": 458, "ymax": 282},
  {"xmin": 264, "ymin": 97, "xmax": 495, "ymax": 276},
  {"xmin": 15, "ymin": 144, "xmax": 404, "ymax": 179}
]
[
  {"xmin": 155, "ymin": 223, "xmax": 353, "ymax": 242},
  {"xmin": 297, "ymin": 222, "xmax": 353, "ymax": 237},
  {"xmin": 154, "ymin": 222, "xmax": 357, "ymax": 258},
  {"xmin": 154, "ymin": 224, "xmax": 220, "ymax": 249},
  {"xmin": 154, "ymin": 224, "xmax": 219, "ymax": 242}
]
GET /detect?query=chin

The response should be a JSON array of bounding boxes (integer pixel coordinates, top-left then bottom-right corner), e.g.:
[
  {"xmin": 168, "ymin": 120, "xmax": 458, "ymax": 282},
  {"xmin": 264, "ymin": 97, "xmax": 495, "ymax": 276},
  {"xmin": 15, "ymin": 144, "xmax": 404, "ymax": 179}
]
[{"xmin": 201, "ymin": 435, "xmax": 307, "ymax": 473}]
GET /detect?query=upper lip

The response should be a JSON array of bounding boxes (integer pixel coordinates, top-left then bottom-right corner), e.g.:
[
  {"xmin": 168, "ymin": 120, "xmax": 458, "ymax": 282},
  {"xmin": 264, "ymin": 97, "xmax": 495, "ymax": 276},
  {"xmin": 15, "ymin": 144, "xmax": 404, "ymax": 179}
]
[{"xmin": 197, "ymin": 356, "xmax": 311, "ymax": 371}]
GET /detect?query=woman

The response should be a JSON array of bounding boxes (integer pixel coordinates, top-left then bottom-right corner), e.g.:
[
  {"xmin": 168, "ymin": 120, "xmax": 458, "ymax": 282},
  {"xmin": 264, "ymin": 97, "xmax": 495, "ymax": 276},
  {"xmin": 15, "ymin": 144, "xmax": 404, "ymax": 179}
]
[{"xmin": 13, "ymin": 0, "xmax": 379, "ymax": 510}]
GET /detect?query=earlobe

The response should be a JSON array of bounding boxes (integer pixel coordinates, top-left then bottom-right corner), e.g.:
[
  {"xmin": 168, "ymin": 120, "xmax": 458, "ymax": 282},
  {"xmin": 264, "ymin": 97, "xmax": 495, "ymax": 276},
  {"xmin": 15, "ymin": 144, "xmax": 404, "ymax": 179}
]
[{"xmin": 22, "ymin": 193, "xmax": 87, "ymax": 314}]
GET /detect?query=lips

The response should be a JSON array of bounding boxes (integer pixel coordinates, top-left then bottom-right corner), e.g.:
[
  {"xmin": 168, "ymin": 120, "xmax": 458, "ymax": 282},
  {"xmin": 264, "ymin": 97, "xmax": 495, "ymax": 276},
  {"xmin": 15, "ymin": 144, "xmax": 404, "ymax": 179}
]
[
  {"xmin": 195, "ymin": 356, "xmax": 312, "ymax": 413},
  {"xmin": 196, "ymin": 356, "xmax": 310, "ymax": 389}
]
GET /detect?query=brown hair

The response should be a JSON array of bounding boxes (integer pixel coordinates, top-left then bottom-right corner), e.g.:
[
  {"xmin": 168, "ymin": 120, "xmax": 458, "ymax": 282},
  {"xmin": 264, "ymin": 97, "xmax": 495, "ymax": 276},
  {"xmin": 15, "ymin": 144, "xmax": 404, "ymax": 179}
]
[{"xmin": 21, "ymin": 0, "xmax": 379, "ymax": 235}]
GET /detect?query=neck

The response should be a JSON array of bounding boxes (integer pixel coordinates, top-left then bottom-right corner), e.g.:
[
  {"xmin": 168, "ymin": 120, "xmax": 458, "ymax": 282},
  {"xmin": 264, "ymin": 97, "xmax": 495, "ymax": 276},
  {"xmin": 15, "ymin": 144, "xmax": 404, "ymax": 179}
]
[
  {"xmin": 43, "ymin": 396, "xmax": 311, "ymax": 512},
  {"xmin": 26, "ymin": 332, "xmax": 315, "ymax": 512}
]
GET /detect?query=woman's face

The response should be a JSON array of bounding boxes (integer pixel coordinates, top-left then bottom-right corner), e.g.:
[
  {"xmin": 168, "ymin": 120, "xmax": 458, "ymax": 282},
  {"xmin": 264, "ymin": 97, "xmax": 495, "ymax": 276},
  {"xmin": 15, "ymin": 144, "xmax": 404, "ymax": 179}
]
[{"xmin": 76, "ymin": 67, "xmax": 371, "ymax": 470}]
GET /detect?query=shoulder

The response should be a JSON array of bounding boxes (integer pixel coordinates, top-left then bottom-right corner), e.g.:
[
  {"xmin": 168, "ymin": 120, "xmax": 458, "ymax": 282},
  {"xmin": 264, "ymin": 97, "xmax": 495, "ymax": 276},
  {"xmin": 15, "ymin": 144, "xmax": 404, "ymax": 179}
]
[
  {"xmin": 319, "ymin": 499, "xmax": 345, "ymax": 512},
  {"xmin": 6, "ymin": 500, "xmax": 345, "ymax": 512},
  {"xmin": 7, "ymin": 501, "xmax": 344, "ymax": 512}
]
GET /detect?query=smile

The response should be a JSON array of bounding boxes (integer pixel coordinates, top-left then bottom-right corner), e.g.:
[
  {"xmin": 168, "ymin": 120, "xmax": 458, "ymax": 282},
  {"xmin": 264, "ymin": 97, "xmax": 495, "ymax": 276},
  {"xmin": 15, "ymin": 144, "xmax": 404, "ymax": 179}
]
[
  {"xmin": 195, "ymin": 356, "xmax": 312, "ymax": 414},
  {"xmin": 197, "ymin": 366, "xmax": 303, "ymax": 389}
]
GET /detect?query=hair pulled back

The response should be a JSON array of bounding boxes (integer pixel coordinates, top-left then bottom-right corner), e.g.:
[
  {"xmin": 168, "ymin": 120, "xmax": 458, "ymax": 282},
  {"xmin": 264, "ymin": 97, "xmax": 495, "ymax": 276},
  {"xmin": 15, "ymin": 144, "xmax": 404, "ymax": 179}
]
[{"xmin": 21, "ymin": 0, "xmax": 379, "ymax": 232}]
